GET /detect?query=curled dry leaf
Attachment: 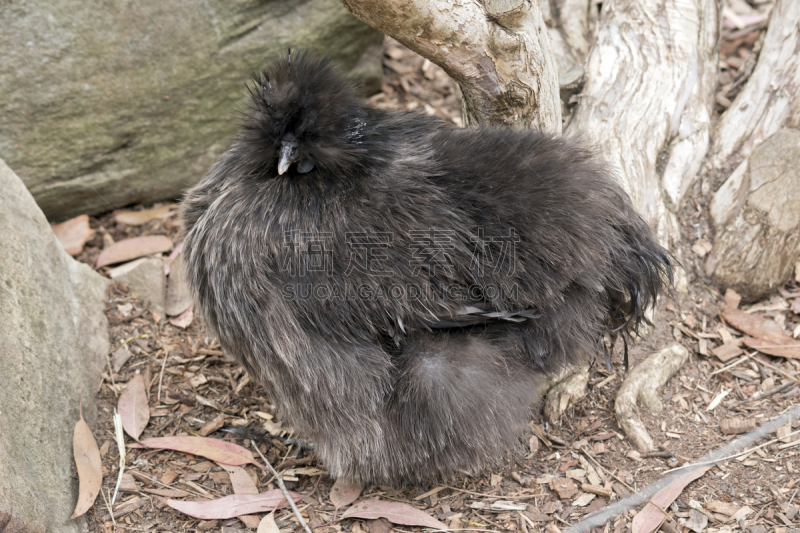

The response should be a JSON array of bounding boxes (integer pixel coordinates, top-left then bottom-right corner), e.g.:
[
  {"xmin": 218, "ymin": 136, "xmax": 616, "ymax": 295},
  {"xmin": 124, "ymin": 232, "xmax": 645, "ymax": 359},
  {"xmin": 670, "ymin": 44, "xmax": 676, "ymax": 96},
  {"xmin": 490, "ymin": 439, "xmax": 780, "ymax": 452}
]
[
  {"xmin": 96, "ymin": 235, "xmax": 173, "ymax": 268},
  {"xmin": 118, "ymin": 374, "xmax": 150, "ymax": 440},
  {"xmin": 631, "ymin": 465, "xmax": 712, "ymax": 533},
  {"xmin": 131, "ymin": 436, "xmax": 260, "ymax": 467},
  {"xmin": 341, "ymin": 499, "xmax": 447, "ymax": 530},
  {"xmin": 70, "ymin": 400, "xmax": 103, "ymax": 519},
  {"xmin": 114, "ymin": 204, "xmax": 175, "ymax": 226},
  {"xmin": 330, "ymin": 479, "xmax": 363, "ymax": 509},
  {"xmin": 169, "ymin": 305, "xmax": 194, "ymax": 329},
  {"xmin": 167, "ymin": 490, "xmax": 301, "ymax": 519},
  {"xmin": 52, "ymin": 214, "xmax": 95, "ymax": 256},
  {"xmin": 257, "ymin": 513, "xmax": 280, "ymax": 533}
]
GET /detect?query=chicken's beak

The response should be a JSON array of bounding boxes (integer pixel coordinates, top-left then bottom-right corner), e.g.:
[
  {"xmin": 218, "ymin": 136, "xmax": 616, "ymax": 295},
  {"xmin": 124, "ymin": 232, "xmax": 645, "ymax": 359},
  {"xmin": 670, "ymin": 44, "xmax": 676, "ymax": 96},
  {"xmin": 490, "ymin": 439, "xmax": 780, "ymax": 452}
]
[{"xmin": 278, "ymin": 140, "xmax": 299, "ymax": 175}]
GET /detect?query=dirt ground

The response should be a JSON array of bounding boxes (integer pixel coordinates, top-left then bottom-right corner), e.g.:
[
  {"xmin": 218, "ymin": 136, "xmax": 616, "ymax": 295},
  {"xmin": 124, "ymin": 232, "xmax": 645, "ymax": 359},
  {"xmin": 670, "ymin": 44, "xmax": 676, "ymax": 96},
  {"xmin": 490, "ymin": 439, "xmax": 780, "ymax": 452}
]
[{"xmin": 77, "ymin": 23, "xmax": 799, "ymax": 533}]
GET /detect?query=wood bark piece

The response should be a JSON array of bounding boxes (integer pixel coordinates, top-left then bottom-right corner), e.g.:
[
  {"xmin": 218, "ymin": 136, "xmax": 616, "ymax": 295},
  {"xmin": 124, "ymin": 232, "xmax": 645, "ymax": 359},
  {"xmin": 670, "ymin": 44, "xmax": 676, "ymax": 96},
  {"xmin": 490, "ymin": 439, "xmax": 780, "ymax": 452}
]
[
  {"xmin": 706, "ymin": 128, "xmax": 800, "ymax": 301},
  {"xmin": 720, "ymin": 418, "xmax": 757, "ymax": 435},
  {"xmin": 615, "ymin": 344, "xmax": 689, "ymax": 452},
  {"xmin": 568, "ymin": 0, "xmax": 720, "ymax": 245},
  {"xmin": 709, "ymin": 0, "xmax": 800, "ymax": 169},
  {"xmin": 340, "ymin": 0, "xmax": 562, "ymax": 131}
]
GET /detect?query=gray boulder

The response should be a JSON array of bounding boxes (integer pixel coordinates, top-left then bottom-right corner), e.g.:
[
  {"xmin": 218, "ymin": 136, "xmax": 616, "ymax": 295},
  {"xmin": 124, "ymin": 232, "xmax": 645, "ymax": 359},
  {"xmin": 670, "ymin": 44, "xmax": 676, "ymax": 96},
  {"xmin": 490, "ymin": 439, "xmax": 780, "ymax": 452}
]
[
  {"xmin": 0, "ymin": 0, "xmax": 383, "ymax": 220},
  {"xmin": 0, "ymin": 159, "xmax": 110, "ymax": 532}
]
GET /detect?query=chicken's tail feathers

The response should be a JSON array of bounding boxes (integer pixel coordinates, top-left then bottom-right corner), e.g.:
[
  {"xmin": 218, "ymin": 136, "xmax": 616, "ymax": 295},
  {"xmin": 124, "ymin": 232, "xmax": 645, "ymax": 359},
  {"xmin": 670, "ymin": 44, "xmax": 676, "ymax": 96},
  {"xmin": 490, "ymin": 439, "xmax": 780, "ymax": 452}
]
[{"xmin": 607, "ymin": 221, "xmax": 676, "ymax": 338}]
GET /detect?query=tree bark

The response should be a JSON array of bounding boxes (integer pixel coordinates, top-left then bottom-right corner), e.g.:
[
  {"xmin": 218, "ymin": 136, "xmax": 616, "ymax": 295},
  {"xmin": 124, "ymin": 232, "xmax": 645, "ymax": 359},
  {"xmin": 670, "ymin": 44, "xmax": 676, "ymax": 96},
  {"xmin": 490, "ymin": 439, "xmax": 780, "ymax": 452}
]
[
  {"xmin": 568, "ymin": 0, "xmax": 720, "ymax": 247},
  {"xmin": 708, "ymin": 0, "xmax": 800, "ymax": 170},
  {"xmin": 339, "ymin": 0, "xmax": 562, "ymax": 131}
]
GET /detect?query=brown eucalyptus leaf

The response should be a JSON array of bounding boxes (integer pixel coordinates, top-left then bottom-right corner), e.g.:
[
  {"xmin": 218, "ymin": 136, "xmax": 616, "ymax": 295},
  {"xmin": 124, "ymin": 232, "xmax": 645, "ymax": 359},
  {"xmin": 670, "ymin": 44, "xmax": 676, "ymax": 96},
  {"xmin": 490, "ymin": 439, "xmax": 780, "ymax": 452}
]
[
  {"xmin": 96, "ymin": 235, "xmax": 173, "ymax": 268},
  {"xmin": 52, "ymin": 214, "xmax": 95, "ymax": 256},
  {"xmin": 330, "ymin": 479, "xmax": 363, "ymax": 509},
  {"xmin": 341, "ymin": 499, "xmax": 447, "ymax": 530},
  {"xmin": 219, "ymin": 463, "xmax": 258, "ymax": 494},
  {"xmin": 118, "ymin": 374, "xmax": 149, "ymax": 440},
  {"xmin": 631, "ymin": 465, "xmax": 712, "ymax": 533},
  {"xmin": 131, "ymin": 436, "xmax": 260, "ymax": 467},
  {"xmin": 742, "ymin": 336, "xmax": 800, "ymax": 359},
  {"xmin": 257, "ymin": 513, "xmax": 280, "ymax": 533},
  {"xmin": 721, "ymin": 307, "xmax": 799, "ymax": 345},
  {"xmin": 70, "ymin": 401, "xmax": 103, "ymax": 519},
  {"xmin": 114, "ymin": 204, "xmax": 175, "ymax": 226},
  {"xmin": 169, "ymin": 305, "xmax": 194, "ymax": 329},
  {"xmin": 167, "ymin": 490, "xmax": 301, "ymax": 519}
]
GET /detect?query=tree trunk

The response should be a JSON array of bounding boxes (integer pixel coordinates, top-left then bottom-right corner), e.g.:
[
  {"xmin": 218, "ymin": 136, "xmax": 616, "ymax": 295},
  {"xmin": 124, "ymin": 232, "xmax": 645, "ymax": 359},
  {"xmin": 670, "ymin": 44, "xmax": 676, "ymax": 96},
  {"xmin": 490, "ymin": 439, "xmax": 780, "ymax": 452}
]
[
  {"xmin": 568, "ymin": 0, "xmax": 720, "ymax": 247},
  {"xmin": 339, "ymin": 0, "xmax": 562, "ymax": 131}
]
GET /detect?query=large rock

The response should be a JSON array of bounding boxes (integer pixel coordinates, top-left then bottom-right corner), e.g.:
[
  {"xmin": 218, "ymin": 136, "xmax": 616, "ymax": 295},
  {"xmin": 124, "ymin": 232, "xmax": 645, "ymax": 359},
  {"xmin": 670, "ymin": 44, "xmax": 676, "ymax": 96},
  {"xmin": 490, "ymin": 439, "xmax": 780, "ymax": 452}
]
[
  {"xmin": 0, "ymin": 0, "xmax": 382, "ymax": 220},
  {"xmin": 706, "ymin": 129, "xmax": 800, "ymax": 301},
  {"xmin": 0, "ymin": 159, "xmax": 110, "ymax": 532}
]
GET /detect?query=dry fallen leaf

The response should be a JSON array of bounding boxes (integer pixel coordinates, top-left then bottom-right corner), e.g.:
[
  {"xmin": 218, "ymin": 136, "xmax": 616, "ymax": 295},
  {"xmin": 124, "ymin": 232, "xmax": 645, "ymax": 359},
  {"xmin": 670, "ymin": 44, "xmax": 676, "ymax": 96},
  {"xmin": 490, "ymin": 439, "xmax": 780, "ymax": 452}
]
[
  {"xmin": 219, "ymin": 464, "xmax": 258, "ymax": 494},
  {"xmin": 169, "ymin": 305, "xmax": 194, "ymax": 329},
  {"xmin": 341, "ymin": 499, "xmax": 447, "ymax": 530},
  {"xmin": 631, "ymin": 465, "xmax": 712, "ymax": 533},
  {"xmin": 96, "ymin": 235, "xmax": 173, "ymax": 268},
  {"xmin": 167, "ymin": 490, "xmax": 300, "ymax": 519},
  {"xmin": 257, "ymin": 512, "xmax": 280, "ymax": 533},
  {"xmin": 330, "ymin": 479, "xmax": 364, "ymax": 509},
  {"xmin": 114, "ymin": 204, "xmax": 175, "ymax": 226},
  {"xmin": 721, "ymin": 307, "xmax": 799, "ymax": 345},
  {"xmin": 118, "ymin": 374, "xmax": 150, "ymax": 440},
  {"xmin": 131, "ymin": 436, "xmax": 261, "ymax": 467},
  {"xmin": 52, "ymin": 214, "xmax": 95, "ymax": 256},
  {"xmin": 742, "ymin": 337, "xmax": 800, "ymax": 360},
  {"xmin": 70, "ymin": 398, "xmax": 103, "ymax": 519},
  {"xmin": 723, "ymin": 288, "xmax": 742, "ymax": 310}
]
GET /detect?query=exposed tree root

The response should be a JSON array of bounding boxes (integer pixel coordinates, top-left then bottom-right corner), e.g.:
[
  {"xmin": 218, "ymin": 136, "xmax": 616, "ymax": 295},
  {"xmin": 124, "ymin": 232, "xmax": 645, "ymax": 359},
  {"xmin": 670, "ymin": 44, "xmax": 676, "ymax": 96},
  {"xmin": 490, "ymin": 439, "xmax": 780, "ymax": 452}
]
[
  {"xmin": 615, "ymin": 344, "xmax": 690, "ymax": 452},
  {"xmin": 542, "ymin": 363, "xmax": 590, "ymax": 424}
]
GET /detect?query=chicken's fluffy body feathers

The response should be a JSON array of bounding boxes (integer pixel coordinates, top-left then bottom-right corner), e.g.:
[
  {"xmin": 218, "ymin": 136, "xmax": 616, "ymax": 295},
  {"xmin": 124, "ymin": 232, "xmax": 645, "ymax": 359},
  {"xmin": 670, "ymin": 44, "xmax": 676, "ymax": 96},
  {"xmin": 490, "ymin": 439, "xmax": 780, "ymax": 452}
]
[{"xmin": 181, "ymin": 54, "xmax": 672, "ymax": 484}]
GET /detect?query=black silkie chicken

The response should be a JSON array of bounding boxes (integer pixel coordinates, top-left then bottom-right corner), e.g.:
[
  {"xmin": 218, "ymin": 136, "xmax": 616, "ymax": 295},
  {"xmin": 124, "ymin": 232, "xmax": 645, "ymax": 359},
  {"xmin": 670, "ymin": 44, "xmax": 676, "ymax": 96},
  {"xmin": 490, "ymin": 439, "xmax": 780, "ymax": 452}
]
[{"xmin": 181, "ymin": 53, "xmax": 672, "ymax": 484}]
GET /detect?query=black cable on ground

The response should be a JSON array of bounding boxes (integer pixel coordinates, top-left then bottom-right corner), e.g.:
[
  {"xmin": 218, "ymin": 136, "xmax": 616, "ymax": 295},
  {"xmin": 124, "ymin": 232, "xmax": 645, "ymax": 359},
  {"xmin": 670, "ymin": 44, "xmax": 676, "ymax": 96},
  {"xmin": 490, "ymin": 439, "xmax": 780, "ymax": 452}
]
[{"xmin": 565, "ymin": 404, "xmax": 800, "ymax": 533}]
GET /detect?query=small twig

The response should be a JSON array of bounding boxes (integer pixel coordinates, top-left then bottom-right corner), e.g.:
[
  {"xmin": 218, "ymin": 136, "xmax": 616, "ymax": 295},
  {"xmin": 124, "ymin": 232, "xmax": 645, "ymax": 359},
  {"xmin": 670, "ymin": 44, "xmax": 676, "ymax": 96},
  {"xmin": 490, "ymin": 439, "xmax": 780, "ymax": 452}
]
[
  {"xmin": 710, "ymin": 355, "xmax": 748, "ymax": 376},
  {"xmin": 99, "ymin": 486, "xmax": 115, "ymax": 526},
  {"xmin": 730, "ymin": 381, "xmax": 795, "ymax": 408},
  {"xmin": 580, "ymin": 450, "xmax": 636, "ymax": 493},
  {"xmin": 111, "ymin": 410, "xmax": 126, "ymax": 505},
  {"xmin": 157, "ymin": 352, "xmax": 168, "ymax": 404},
  {"xmin": 744, "ymin": 352, "xmax": 799, "ymax": 383},
  {"xmin": 251, "ymin": 441, "xmax": 313, "ymax": 533},
  {"xmin": 105, "ymin": 357, "xmax": 118, "ymax": 398},
  {"xmin": 441, "ymin": 485, "xmax": 542, "ymax": 500}
]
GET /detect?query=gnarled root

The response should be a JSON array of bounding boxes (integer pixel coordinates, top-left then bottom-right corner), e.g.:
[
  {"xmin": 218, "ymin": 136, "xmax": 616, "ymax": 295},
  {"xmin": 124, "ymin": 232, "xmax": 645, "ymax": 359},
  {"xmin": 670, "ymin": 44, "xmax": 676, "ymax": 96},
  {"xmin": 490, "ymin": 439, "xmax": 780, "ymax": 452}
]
[
  {"xmin": 615, "ymin": 343, "xmax": 689, "ymax": 452},
  {"xmin": 542, "ymin": 363, "xmax": 590, "ymax": 424}
]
